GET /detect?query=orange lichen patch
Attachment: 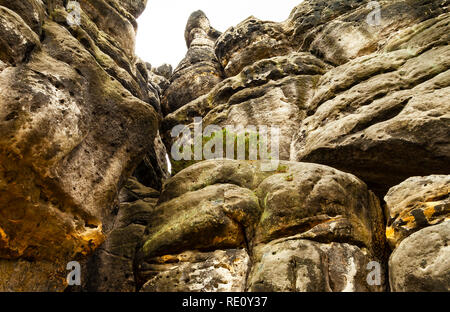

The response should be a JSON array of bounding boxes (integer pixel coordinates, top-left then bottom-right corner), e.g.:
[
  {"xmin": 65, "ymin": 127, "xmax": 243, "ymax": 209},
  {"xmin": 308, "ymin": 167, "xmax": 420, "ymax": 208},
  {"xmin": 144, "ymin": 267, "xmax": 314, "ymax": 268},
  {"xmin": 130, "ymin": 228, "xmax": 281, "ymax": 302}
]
[
  {"xmin": 160, "ymin": 254, "xmax": 180, "ymax": 263},
  {"xmin": 0, "ymin": 226, "xmax": 10, "ymax": 253},
  {"xmin": 423, "ymin": 204, "xmax": 437, "ymax": 219},
  {"xmin": 0, "ymin": 226, "xmax": 8, "ymax": 243},
  {"xmin": 72, "ymin": 225, "xmax": 105, "ymax": 256},
  {"xmin": 400, "ymin": 215, "xmax": 416, "ymax": 228}
]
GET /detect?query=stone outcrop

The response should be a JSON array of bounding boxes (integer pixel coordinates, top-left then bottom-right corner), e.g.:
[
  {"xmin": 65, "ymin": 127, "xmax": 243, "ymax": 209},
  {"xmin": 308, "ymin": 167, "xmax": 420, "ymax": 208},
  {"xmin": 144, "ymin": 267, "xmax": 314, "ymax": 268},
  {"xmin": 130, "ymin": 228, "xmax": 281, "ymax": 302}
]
[
  {"xmin": 0, "ymin": 0, "xmax": 449, "ymax": 292},
  {"xmin": 161, "ymin": 11, "xmax": 223, "ymax": 115},
  {"xmin": 385, "ymin": 175, "xmax": 449, "ymax": 292},
  {"xmin": 389, "ymin": 220, "xmax": 449, "ymax": 292},
  {"xmin": 162, "ymin": 52, "xmax": 331, "ymax": 174},
  {"xmin": 0, "ymin": 0, "xmax": 165, "ymax": 291},
  {"xmin": 385, "ymin": 175, "xmax": 449, "ymax": 248},
  {"xmin": 82, "ymin": 178, "xmax": 159, "ymax": 292}
]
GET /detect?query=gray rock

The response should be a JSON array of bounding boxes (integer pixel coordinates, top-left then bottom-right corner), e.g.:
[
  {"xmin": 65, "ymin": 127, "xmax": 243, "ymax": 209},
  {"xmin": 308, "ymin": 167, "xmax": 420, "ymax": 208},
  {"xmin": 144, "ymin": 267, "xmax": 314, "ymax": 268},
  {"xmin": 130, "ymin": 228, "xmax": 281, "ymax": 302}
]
[
  {"xmin": 140, "ymin": 249, "xmax": 249, "ymax": 292},
  {"xmin": 389, "ymin": 221, "xmax": 450, "ymax": 292},
  {"xmin": 385, "ymin": 175, "xmax": 450, "ymax": 248},
  {"xmin": 248, "ymin": 239, "xmax": 385, "ymax": 292},
  {"xmin": 83, "ymin": 179, "xmax": 159, "ymax": 292}
]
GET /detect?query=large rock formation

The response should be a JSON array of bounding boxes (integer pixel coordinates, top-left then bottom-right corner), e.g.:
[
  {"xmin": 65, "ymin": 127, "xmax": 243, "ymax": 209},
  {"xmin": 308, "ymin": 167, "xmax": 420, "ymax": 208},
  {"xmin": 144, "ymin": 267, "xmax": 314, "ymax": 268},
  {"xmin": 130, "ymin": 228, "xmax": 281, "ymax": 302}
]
[
  {"xmin": 0, "ymin": 0, "xmax": 448, "ymax": 292},
  {"xmin": 0, "ymin": 0, "xmax": 165, "ymax": 291},
  {"xmin": 135, "ymin": 160, "xmax": 386, "ymax": 292},
  {"xmin": 161, "ymin": 10, "xmax": 223, "ymax": 115},
  {"xmin": 385, "ymin": 175, "xmax": 449, "ymax": 291}
]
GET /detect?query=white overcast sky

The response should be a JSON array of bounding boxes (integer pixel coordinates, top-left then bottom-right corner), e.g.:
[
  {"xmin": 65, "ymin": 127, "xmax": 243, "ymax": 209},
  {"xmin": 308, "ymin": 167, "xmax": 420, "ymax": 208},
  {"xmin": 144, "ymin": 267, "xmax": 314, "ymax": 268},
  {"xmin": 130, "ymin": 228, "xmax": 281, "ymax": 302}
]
[{"xmin": 136, "ymin": 0, "xmax": 302, "ymax": 68}]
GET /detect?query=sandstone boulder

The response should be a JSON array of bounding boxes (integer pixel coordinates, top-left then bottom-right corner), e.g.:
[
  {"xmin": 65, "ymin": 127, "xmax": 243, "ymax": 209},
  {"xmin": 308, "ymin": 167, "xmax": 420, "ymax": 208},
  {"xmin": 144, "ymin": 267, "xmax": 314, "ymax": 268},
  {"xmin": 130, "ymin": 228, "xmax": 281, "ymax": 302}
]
[
  {"xmin": 385, "ymin": 175, "xmax": 449, "ymax": 248},
  {"xmin": 83, "ymin": 178, "xmax": 159, "ymax": 292},
  {"xmin": 0, "ymin": 0, "xmax": 160, "ymax": 291},
  {"xmin": 135, "ymin": 160, "xmax": 386, "ymax": 291},
  {"xmin": 140, "ymin": 249, "xmax": 249, "ymax": 292},
  {"xmin": 389, "ymin": 221, "xmax": 450, "ymax": 292},
  {"xmin": 292, "ymin": 12, "xmax": 450, "ymax": 195}
]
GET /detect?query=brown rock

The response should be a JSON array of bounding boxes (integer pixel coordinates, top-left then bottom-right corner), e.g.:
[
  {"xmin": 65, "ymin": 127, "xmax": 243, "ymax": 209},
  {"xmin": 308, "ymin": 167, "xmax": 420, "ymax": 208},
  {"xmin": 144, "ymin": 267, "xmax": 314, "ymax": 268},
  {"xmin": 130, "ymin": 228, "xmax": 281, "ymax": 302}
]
[
  {"xmin": 0, "ymin": 0, "xmax": 159, "ymax": 291},
  {"xmin": 248, "ymin": 239, "xmax": 385, "ymax": 292},
  {"xmin": 161, "ymin": 11, "xmax": 223, "ymax": 115}
]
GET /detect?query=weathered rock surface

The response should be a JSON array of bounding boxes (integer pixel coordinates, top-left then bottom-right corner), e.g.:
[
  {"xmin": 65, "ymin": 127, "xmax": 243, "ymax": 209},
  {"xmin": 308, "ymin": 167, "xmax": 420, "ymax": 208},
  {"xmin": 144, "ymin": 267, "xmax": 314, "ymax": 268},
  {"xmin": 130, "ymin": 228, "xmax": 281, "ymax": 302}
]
[
  {"xmin": 215, "ymin": 17, "xmax": 293, "ymax": 77},
  {"xmin": 389, "ymin": 221, "xmax": 450, "ymax": 292},
  {"xmin": 83, "ymin": 178, "xmax": 159, "ymax": 292},
  {"xmin": 0, "ymin": 259, "xmax": 67, "ymax": 292},
  {"xmin": 162, "ymin": 52, "xmax": 331, "ymax": 174},
  {"xmin": 1, "ymin": 0, "xmax": 449, "ymax": 293},
  {"xmin": 140, "ymin": 249, "xmax": 250, "ymax": 292},
  {"xmin": 161, "ymin": 11, "xmax": 223, "ymax": 115},
  {"xmin": 248, "ymin": 239, "xmax": 384, "ymax": 292},
  {"xmin": 292, "ymin": 11, "xmax": 450, "ymax": 195},
  {"xmin": 135, "ymin": 160, "xmax": 386, "ymax": 291},
  {"xmin": 0, "ymin": 0, "xmax": 163, "ymax": 291},
  {"xmin": 385, "ymin": 175, "xmax": 449, "ymax": 248},
  {"xmin": 385, "ymin": 175, "xmax": 449, "ymax": 292}
]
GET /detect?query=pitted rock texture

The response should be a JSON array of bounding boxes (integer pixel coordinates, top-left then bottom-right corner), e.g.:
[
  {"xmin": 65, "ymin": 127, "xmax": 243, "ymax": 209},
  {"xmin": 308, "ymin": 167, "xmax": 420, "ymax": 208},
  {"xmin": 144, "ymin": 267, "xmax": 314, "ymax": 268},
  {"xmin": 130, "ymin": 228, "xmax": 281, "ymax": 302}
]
[
  {"xmin": 248, "ymin": 239, "xmax": 384, "ymax": 292},
  {"xmin": 154, "ymin": 0, "xmax": 448, "ymax": 292},
  {"xmin": 82, "ymin": 178, "xmax": 159, "ymax": 292},
  {"xmin": 385, "ymin": 175, "xmax": 449, "ymax": 292},
  {"xmin": 1, "ymin": 0, "xmax": 449, "ymax": 293},
  {"xmin": 292, "ymin": 28, "xmax": 450, "ymax": 195},
  {"xmin": 0, "ymin": 0, "xmax": 165, "ymax": 291},
  {"xmin": 389, "ymin": 221, "xmax": 450, "ymax": 292},
  {"xmin": 215, "ymin": 16, "xmax": 293, "ymax": 77},
  {"xmin": 161, "ymin": 11, "xmax": 223, "ymax": 115},
  {"xmin": 162, "ymin": 52, "xmax": 331, "ymax": 174},
  {"xmin": 135, "ymin": 160, "xmax": 387, "ymax": 291},
  {"xmin": 140, "ymin": 249, "xmax": 250, "ymax": 292}
]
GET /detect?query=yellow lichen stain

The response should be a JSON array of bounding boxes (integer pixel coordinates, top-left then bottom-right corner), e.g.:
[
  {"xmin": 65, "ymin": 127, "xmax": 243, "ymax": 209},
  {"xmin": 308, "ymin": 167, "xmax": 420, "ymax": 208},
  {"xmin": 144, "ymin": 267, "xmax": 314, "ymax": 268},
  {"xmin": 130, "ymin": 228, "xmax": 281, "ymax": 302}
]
[
  {"xmin": 423, "ymin": 205, "xmax": 436, "ymax": 219},
  {"xmin": 160, "ymin": 254, "xmax": 179, "ymax": 263},
  {"xmin": 386, "ymin": 226, "xmax": 395, "ymax": 240}
]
